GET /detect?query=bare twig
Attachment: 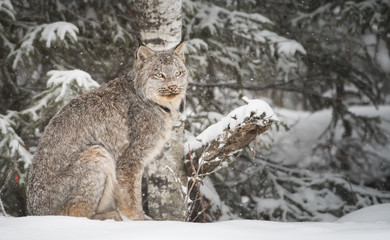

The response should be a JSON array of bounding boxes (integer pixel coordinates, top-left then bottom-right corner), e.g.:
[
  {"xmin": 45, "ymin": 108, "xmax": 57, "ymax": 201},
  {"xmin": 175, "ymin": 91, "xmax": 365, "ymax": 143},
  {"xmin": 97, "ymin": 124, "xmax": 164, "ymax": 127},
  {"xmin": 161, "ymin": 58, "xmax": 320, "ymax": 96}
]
[
  {"xmin": 347, "ymin": 178, "xmax": 358, "ymax": 206},
  {"xmin": 185, "ymin": 144, "xmax": 207, "ymax": 222},
  {"xmin": 252, "ymin": 134, "xmax": 259, "ymax": 160},
  {"xmin": 191, "ymin": 206, "xmax": 206, "ymax": 222}
]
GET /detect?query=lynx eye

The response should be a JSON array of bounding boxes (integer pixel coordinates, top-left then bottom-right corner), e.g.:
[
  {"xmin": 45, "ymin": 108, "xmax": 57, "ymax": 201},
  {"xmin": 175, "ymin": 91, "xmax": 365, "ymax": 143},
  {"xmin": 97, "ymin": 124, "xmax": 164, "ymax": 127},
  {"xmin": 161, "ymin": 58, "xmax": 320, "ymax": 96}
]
[
  {"xmin": 155, "ymin": 73, "xmax": 165, "ymax": 79},
  {"xmin": 175, "ymin": 71, "xmax": 182, "ymax": 77}
]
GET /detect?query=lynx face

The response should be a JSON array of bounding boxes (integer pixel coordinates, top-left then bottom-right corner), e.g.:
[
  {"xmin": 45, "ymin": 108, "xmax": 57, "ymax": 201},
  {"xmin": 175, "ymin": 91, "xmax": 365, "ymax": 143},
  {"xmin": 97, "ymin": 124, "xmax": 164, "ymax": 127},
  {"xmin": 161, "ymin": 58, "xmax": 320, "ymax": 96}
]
[{"xmin": 133, "ymin": 43, "xmax": 188, "ymax": 111}]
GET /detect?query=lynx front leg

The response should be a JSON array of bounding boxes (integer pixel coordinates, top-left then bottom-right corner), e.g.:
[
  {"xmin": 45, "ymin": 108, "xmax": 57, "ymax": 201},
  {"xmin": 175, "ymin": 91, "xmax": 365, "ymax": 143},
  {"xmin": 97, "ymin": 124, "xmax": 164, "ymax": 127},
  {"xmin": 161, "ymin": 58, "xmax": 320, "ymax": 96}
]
[
  {"xmin": 116, "ymin": 161, "xmax": 145, "ymax": 220},
  {"xmin": 60, "ymin": 145, "xmax": 121, "ymax": 220}
]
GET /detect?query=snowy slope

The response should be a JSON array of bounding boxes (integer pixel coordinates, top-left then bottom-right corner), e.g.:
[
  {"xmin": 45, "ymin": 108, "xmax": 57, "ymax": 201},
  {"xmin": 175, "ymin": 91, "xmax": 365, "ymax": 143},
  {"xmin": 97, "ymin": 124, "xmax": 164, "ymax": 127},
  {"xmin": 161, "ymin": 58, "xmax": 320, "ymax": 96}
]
[
  {"xmin": 338, "ymin": 203, "xmax": 390, "ymax": 223},
  {"xmin": 1, "ymin": 215, "xmax": 389, "ymax": 240},
  {"xmin": 1, "ymin": 204, "xmax": 390, "ymax": 240}
]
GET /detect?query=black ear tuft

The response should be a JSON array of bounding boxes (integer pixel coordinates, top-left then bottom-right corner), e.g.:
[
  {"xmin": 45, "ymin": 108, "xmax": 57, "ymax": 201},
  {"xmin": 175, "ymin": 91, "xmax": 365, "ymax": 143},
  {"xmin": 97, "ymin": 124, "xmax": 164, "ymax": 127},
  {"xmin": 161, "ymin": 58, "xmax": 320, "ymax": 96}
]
[
  {"xmin": 136, "ymin": 45, "xmax": 155, "ymax": 62},
  {"xmin": 173, "ymin": 42, "xmax": 185, "ymax": 63}
]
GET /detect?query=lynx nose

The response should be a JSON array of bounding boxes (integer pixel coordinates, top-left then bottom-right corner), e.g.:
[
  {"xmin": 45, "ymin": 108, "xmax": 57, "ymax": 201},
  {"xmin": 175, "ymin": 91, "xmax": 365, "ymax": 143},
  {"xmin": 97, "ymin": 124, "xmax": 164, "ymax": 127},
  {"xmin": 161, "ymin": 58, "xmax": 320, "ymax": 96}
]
[{"xmin": 168, "ymin": 85, "xmax": 178, "ymax": 91}]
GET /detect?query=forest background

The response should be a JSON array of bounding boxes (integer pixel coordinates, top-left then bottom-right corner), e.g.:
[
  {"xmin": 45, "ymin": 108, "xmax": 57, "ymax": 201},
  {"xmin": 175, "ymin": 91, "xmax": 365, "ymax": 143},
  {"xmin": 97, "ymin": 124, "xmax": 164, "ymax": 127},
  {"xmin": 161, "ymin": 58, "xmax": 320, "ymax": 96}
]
[{"xmin": 1, "ymin": 0, "xmax": 390, "ymax": 222}]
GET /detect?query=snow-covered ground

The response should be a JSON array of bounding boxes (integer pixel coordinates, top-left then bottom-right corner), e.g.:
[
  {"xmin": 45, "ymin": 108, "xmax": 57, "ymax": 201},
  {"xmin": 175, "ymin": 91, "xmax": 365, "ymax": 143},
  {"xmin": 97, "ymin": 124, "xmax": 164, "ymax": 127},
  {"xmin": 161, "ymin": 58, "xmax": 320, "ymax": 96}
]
[{"xmin": 1, "ymin": 204, "xmax": 390, "ymax": 240}]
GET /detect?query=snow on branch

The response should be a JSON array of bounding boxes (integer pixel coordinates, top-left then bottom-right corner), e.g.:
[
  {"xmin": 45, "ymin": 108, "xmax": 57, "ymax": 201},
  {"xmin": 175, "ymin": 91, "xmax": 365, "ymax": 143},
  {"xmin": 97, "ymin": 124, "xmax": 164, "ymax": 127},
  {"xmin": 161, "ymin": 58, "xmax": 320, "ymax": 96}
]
[
  {"xmin": 0, "ymin": 111, "xmax": 32, "ymax": 171},
  {"xmin": 21, "ymin": 70, "xmax": 99, "ymax": 121},
  {"xmin": 40, "ymin": 22, "xmax": 79, "ymax": 48},
  {"xmin": 185, "ymin": 97, "xmax": 278, "ymax": 176},
  {"xmin": 10, "ymin": 22, "xmax": 79, "ymax": 69},
  {"xmin": 0, "ymin": 0, "xmax": 16, "ymax": 20},
  {"xmin": 46, "ymin": 70, "xmax": 99, "ymax": 102},
  {"xmin": 182, "ymin": 0, "xmax": 305, "ymax": 78}
]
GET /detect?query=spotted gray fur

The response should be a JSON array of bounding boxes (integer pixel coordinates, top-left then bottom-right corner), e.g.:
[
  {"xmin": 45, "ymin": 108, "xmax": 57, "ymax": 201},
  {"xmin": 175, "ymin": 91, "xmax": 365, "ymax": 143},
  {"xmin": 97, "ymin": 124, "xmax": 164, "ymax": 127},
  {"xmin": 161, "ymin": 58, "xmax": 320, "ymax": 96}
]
[{"xmin": 27, "ymin": 43, "xmax": 188, "ymax": 220}]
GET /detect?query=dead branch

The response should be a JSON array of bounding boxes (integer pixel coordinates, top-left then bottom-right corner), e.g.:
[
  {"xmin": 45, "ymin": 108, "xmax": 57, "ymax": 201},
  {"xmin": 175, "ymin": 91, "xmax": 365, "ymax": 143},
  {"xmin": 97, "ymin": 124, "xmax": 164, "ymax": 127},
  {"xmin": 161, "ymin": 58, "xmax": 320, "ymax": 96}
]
[{"xmin": 185, "ymin": 112, "xmax": 276, "ymax": 176}]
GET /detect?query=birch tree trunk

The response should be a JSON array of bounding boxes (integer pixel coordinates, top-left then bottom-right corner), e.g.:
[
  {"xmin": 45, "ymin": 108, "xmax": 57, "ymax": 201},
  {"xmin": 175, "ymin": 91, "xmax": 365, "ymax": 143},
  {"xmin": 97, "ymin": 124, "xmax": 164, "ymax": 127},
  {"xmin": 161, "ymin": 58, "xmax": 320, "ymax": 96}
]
[
  {"xmin": 134, "ymin": 0, "xmax": 277, "ymax": 221},
  {"xmin": 135, "ymin": 0, "xmax": 187, "ymax": 220},
  {"xmin": 135, "ymin": 0, "xmax": 182, "ymax": 50}
]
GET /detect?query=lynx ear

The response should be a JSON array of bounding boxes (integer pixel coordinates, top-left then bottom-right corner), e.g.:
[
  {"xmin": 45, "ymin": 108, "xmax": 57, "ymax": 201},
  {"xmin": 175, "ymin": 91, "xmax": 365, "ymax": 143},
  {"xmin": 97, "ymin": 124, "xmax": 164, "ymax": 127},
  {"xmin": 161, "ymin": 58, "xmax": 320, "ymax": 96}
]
[
  {"xmin": 136, "ymin": 45, "xmax": 155, "ymax": 62},
  {"xmin": 173, "ymin": 42, "xmax": 185, "ymax": 62}
]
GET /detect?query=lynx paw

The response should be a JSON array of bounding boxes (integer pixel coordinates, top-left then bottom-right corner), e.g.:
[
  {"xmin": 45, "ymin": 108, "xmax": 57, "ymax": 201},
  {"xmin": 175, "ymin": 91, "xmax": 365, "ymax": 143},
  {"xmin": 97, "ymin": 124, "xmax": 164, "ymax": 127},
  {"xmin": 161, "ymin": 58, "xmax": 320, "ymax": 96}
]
[{"xmin": 92, "ymin": 210, "xmax": 122, "ymax": 221}]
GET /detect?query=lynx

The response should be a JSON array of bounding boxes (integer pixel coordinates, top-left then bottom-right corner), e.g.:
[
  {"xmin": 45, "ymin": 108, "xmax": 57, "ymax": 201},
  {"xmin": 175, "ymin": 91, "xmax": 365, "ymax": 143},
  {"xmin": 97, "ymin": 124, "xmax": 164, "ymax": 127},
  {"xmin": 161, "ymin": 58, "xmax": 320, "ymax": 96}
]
[{"xmin": 27, "ymin": 43, "xmax": 188, "ymax": 221}]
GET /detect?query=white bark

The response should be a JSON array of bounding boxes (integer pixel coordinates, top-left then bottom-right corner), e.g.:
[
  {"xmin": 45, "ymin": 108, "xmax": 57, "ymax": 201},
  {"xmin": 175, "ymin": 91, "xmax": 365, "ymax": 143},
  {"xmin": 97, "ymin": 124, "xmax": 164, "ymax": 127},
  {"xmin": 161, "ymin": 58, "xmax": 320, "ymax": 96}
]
[{"xmin": 135, "ymin": 0, "xmax": 182, "ymax": 50}]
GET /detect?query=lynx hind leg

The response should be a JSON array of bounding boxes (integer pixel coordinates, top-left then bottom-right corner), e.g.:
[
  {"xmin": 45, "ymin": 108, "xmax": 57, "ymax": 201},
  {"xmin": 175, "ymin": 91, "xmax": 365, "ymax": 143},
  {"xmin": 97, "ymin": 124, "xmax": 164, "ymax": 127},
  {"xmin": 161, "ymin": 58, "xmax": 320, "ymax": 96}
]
[{"xmin": 60, "ymin": 145, "xmax": 121, "ymax": 220}]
